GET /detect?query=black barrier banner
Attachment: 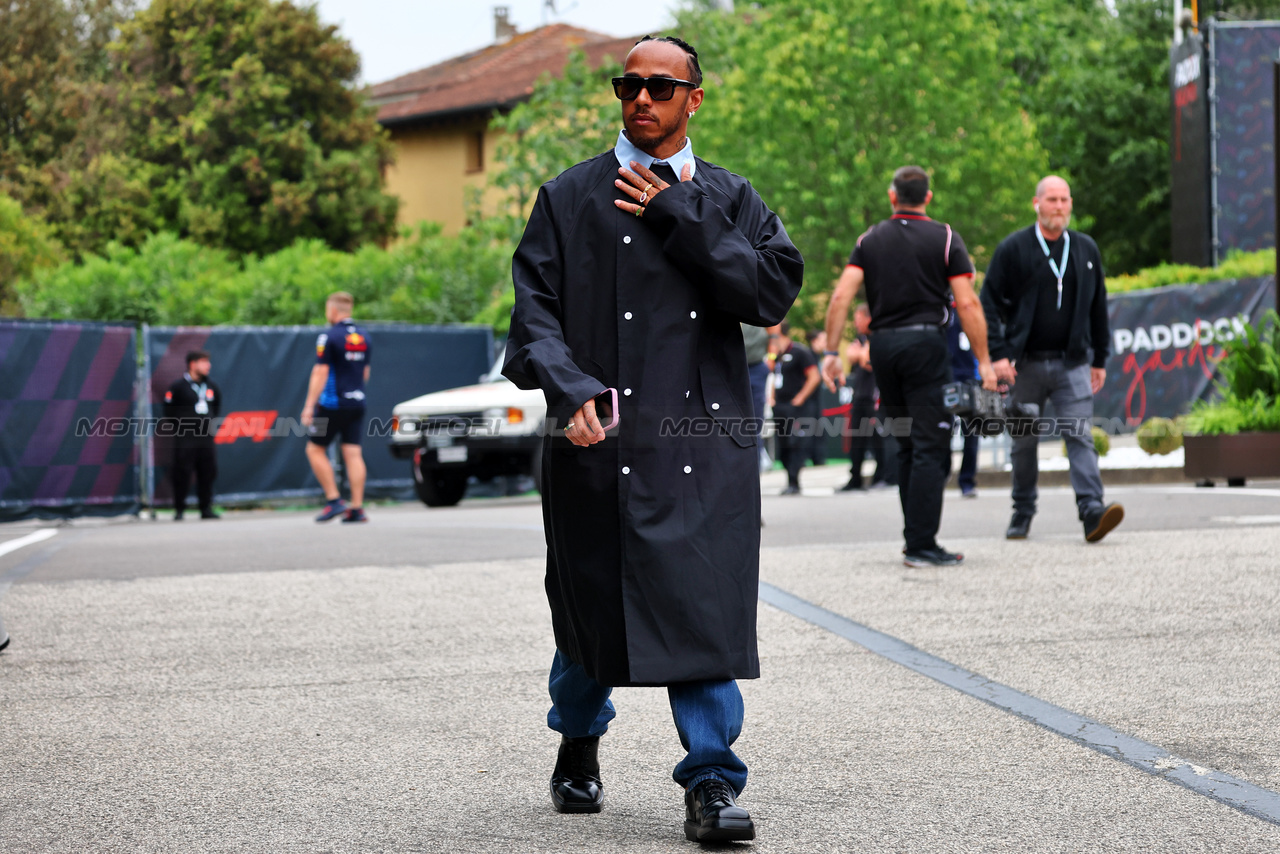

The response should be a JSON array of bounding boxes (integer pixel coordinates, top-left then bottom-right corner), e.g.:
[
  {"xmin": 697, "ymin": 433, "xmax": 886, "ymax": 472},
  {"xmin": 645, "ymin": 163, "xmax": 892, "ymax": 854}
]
[
  {"xmin": 146, "ymin": 324, "xmax": 492, "ymax": 505},
  {"xmin": 1212, "ymin": 23, "xmax": 1280, "ymax": 257},
  {"xmin": 0, "ymin": 320, "xmax": 140, "ymax": 520},
  {"xmin": 1097, "ymin": 276, "xmax": 1276, "ymax": 427}
]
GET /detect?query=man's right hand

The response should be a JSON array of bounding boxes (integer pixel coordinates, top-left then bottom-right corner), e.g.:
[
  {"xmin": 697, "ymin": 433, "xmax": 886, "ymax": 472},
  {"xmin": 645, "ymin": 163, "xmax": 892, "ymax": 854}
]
[
  {"xmin": 821, "ymin": 354, "xmax": 845, "ymax": 392},
  {"xmin": 992, "ymin": 358, "xmax": 1017, "ymax": 385},
  {"xmin": 301, "ymin": 405, "xmax": 314, "ymax": 428},
  {"xmin": 978, "ymin": 361, "xmax": 999, "ymax": 391},
  {"xmin": 564, "ymin": 398, "xmax": 606, "ymax": 447}
]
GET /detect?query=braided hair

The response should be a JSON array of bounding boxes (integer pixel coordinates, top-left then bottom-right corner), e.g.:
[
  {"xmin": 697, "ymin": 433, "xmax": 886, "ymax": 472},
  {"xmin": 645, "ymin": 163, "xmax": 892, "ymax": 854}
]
[{"xmin": 635, "ymin": 35, "xmax": 702, "ymax": 87}]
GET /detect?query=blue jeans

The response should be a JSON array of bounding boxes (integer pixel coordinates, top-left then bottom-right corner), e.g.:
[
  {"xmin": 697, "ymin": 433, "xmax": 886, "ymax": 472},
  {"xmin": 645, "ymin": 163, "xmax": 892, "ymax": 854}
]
[{"xmin": 546, "ymin": 649, "xmax": 749, "ymax": 795}]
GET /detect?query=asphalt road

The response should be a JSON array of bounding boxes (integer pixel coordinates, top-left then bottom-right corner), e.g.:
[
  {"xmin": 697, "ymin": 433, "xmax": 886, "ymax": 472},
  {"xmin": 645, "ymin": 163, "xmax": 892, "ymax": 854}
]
[{"xmin": 2, "ymin": 467, "xmax": 1279, "ymax": 852}]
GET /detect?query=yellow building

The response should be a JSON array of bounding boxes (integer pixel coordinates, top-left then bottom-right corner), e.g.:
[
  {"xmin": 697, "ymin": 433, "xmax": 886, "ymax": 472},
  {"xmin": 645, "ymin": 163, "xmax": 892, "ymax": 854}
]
[{"xmin": 370, "ymin": 23, "xmax": 635, "ymax": 233}]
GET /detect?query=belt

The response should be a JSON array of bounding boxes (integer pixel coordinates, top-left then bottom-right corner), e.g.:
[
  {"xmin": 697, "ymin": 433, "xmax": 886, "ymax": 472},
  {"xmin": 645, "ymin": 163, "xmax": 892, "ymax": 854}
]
[
  {"xmin": 1022, "ymin": 350, "xmax": 1068, "ymax": 361},
  {"xmin": 873, "ymin": 323, "xmax": 943, "ymax": 335}
]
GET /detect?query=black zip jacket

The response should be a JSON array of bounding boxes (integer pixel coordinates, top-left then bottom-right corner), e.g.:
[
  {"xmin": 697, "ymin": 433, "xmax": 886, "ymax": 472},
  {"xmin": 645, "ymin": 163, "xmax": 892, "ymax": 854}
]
[{"xmin": 980, "ymin": 225, "xmax": 1110, "ymax": 369}]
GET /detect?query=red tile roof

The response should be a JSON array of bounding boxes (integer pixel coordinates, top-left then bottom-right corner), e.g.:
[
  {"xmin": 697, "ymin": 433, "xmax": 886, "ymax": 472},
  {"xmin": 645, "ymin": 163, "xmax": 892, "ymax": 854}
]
[{"xmin": 371, "ymin": 24, "xmax": 638, "ymax": 126}]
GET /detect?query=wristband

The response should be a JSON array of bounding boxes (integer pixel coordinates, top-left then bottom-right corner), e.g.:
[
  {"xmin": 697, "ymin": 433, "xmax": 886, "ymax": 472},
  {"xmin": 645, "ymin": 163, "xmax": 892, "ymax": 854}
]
[{"xmin": 823, "ymin": 350, "xmax": 839, "ymax": 358}]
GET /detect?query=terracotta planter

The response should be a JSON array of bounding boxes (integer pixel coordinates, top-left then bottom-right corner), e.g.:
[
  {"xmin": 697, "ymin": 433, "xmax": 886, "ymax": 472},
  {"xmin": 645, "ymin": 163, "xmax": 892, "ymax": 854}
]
[{"xmin": 1183, "ymin": 432, "xmax": 1280, "ymax": 480}]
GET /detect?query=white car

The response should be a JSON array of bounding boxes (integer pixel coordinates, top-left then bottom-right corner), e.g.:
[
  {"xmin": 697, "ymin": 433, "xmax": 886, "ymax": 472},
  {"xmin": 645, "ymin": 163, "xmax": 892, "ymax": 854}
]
[{"xmin": 388, "ymin": 360, "xmax": 547, "ymax": 506}]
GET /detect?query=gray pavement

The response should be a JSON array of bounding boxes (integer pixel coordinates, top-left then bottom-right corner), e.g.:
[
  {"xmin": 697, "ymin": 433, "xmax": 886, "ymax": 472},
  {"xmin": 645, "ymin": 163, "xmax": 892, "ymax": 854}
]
[{"xmin": 2, "ymin": 469, "xmax": 1279, "ymax": 851}]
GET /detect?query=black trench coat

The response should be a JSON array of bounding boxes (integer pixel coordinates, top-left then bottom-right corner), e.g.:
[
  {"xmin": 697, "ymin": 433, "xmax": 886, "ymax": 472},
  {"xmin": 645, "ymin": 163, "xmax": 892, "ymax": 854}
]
[{"xmin": 503, "ymin": 151, "xmax": 803, "ymax": 687}]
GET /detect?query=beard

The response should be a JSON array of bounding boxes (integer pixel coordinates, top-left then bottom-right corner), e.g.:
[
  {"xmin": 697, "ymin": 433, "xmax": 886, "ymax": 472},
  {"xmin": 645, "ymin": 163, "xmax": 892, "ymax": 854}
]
[
  {"xmin": 1039, "ymin": 211, "xmax": 1071, "ymax": 233},
  {"xmin": 625, "ymin": 109, "xmax": 685, "ymax": 155}
]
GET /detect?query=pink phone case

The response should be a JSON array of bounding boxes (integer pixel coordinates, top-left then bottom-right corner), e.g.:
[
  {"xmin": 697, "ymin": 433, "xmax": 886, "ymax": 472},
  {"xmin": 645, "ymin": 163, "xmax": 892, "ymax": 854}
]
[{"xmin": 598, "ymin": 387, "xmax": 619, "ymax": 431}]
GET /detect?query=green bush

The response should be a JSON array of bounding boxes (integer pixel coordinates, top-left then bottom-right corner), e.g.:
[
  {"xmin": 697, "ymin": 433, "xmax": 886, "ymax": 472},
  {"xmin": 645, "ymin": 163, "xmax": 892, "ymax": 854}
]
[
  {"xmin": 1184, "ymin": 311, "xmax": 1280, "ymax": 435},
  {"xmin": 1108, "ymin": 250, "xmax": 1273, "ymax": 294},
  {"xmin": 1092, "ymin": 426, "xmax": 1110, "ymax": 457},
  {"xmin": 16, "ymin": 222, "xmax": 514, "ymax": 327},
  {"xmin": 1135, "ymin": 416, "xmax": 1181, "ymax": 455}
]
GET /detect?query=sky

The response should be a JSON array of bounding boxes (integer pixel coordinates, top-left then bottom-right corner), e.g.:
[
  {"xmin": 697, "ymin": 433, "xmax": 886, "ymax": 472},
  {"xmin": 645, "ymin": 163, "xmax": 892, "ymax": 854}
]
[{"xmin": 311, "ymin": 1, "xmax": 686, "ymax": 85}]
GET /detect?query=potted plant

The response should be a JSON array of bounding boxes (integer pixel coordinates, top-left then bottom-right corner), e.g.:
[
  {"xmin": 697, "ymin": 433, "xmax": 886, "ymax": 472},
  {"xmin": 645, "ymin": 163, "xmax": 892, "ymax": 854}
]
[{"xmin": 1183, "ymin": 310, "xmax": 1280, "ymax": 483}]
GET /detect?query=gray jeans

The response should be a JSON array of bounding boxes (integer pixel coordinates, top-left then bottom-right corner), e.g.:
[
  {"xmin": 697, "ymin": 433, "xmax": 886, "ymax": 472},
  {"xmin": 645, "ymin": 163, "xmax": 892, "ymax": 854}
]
[{"xmin": 1010, "ymin": 359, "xmax": 1105, "ymax": 520}]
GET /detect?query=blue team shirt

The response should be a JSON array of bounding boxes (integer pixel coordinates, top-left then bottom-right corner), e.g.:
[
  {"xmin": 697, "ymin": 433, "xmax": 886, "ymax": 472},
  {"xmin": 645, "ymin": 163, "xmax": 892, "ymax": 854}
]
[{"xmin": 316, "ymin": 319, "xmax": 371, "ymax": 409}]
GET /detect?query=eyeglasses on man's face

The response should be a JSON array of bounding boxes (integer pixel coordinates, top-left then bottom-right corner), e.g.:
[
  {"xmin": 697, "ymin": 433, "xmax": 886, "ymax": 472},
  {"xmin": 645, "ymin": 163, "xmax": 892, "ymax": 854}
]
[{"xmin": 612, "ymin": 75, "xmax": 696, "ymax": 102}]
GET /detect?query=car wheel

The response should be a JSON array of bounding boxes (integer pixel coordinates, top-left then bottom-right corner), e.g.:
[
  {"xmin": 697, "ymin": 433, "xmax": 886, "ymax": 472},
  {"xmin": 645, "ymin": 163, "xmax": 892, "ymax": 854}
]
[{"xmin": 413, "ymin": 459, "xmax": 468, "ymax": 507}]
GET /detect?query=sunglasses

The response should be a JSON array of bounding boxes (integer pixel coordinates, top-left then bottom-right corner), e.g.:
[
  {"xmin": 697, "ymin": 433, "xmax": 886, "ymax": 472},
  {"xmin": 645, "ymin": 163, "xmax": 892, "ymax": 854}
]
[{"xmin": 611, "ymin": 76, "xmax": 696, "ymax": 102}]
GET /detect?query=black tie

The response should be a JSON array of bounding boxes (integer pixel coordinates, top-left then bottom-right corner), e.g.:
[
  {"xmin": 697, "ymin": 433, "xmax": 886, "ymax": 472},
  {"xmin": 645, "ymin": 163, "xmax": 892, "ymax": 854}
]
[{"xmin": 650, "ymin": 161, "xmax": 680, "ymax": 187}]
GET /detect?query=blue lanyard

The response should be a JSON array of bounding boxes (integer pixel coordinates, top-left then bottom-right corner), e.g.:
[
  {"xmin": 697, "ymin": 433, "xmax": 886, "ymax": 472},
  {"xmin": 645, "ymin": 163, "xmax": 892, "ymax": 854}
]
[{"xmin": 1034, "ymin": 223, "xmax": 1070, "ymax": 310}]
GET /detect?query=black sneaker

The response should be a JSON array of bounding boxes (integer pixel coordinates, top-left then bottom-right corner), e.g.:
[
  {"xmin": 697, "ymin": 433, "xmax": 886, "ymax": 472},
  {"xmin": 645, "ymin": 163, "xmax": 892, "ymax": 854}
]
[
  {"xmin": 903, "ymin": 546, "xmax": 964, "ymax": 567},
  {"xmin": 341, "ymin": 507, "xmax": 368, "ymax": 524}
]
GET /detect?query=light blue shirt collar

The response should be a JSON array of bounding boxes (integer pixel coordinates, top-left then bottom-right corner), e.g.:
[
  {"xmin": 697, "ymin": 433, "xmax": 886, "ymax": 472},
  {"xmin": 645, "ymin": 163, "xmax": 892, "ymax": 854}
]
[{"xmin": 613, "ymin": 129, "xmax": 697, "ymax": 181}]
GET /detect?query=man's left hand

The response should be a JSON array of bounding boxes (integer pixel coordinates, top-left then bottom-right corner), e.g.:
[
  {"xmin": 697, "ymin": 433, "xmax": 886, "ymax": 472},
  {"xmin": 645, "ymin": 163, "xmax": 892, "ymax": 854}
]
[
  {"xmin": 614, "ymin": 161, "xmax": 693, "ymax": 217},
  {"xmin": 1090, "ymin": 367, "xmax": 1106, "ymax": 394}
]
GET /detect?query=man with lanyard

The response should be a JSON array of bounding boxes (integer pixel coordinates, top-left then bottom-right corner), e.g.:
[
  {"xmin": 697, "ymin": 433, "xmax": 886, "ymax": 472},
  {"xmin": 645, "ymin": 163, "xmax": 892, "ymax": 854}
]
[
  {"xmin": 502, "ymin": 36, "xmax": 803, "ymax": 842},
  {"xmin": 981, "ymin": 176, "xmax": 1123, "ymax": 542},
  {"xmin": 302, "ymin": 291, "xmax": 371, "ymax": 524},
  {"xmin": 163, "ymin": 350, "xmax": 222, "ymax": 520},
  {"xmin": 769, "ymin": 321, "xmax": 821, "ymax": 494},
  {"xmin": 822, "ymin": 166, "xmax": 996, "ymax": 567}
]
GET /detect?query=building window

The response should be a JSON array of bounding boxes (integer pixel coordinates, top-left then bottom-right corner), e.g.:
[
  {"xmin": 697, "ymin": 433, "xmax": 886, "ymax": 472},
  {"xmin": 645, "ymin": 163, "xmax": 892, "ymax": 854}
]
[{"xmin": 466, "ymin": 130, "xmax": 484, "ymax": 173}]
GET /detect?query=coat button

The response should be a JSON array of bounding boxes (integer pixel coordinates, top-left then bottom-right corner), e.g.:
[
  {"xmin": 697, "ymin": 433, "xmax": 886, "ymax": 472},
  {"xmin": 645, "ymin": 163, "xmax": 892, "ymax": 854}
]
[
  {"xmin": 623, "ymin": 235, "xmax": 631, "ymax": 244},
  {"xmin": 624, "ymin": 311, "xmax": 633, "ymax": 320},
  {"xmin": 622, "ymin": 466, "xmax": 630, "ymax": 475},
  {"xmin": 690, "ymin": 311, "xmax": 697, "ymax": 319},
  {"xmin": 683, "ymin": 465, "xmax": 692, "ymax": 474},
  {"xmin": 711, "ymin": 402, "xmax": 720, "ymax": 410},
  {"xmin": 624, "ymin": 388, "xmax": 632, "ymax": 396}
]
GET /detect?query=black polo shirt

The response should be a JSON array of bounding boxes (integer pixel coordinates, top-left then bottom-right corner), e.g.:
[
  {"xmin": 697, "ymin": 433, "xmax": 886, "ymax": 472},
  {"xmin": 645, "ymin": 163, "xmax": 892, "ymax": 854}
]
[
  {"xmin": 773, "ymin": 340, "xmax": 816, "ymax": 403},
  {"xmin": 848, "ymin": 212, "xmax": 974, "ymax": 330}
]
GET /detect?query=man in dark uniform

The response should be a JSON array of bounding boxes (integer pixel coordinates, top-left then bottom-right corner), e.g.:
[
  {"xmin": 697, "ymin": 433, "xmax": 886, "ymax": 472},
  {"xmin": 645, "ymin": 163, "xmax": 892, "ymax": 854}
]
[
  {"xmin": 163, "ymin": 350, "xmax": 222, "ymax": 520},
  {"xmin": 981, "ymin": 175, "xmax": 1123, "ymax": 542},
  {"xmin": 770, "ymin": 322, "xmax": 821, "ymax": 494},
  {"xmin": 502, "ymin": 36, "xmax": 803, "ymax": 843},
  {"xmin": 840, "ymin": 304, "xmax": 889, "ymax": 492},
  {"xmin": 822, "ymin": 166, "xmax": 995, "ymax": 567},
  {"xmin": 945, "ymin": 301, "xmax": 981, "ymax": 498},
  {"xmin": 302, "ymin": 291, "xmax": 371, "ymax": 524}
]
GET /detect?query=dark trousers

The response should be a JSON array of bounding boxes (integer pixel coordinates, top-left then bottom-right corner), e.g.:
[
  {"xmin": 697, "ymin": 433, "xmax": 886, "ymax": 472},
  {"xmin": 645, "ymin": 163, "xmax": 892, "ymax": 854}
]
[
  {"xmin": 1010, "ymin": 358, "xmax": 1105, "ymax": 520},
  {"xmin": 773, "ymin": 403, "xmax": 812, "ymax": 488},
  {"xmin": 945, "ymin": 420, "xmax": 980, "ymax": 493},
  {"xmin": 172, "ymin": 445, "xmax": 217, "ymax": 514},
  {"xmin": 846, "ymin": 397, "xmax": 885, "ymax": 488},
  {"xmin": 870, "ymin": 330, "xmax": 953, "ymax": 551}
]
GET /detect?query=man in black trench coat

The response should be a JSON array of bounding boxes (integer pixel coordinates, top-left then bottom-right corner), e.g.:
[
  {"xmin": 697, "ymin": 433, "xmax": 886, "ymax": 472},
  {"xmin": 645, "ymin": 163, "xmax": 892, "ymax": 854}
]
[{"xmin": 503, "ymin": 35, "xmax": 803, "ymax": 843}]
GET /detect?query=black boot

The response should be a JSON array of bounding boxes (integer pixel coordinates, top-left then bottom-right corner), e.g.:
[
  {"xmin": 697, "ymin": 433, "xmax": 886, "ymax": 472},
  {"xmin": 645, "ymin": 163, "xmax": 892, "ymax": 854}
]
[
  {"xmin": 684, "ymin": 777, "xmax": 754, "ymax": 842},
  {"xmin": 1084, "ymin": 503, "xmax": 1124, "ymax": 542},
  {"xmin": 550, "ymin": 735, "xmax": 603, "ymax": 813},
  {"xmin": 1006, "ymin": 512, "xmax": 1033, "ymax": 540}
]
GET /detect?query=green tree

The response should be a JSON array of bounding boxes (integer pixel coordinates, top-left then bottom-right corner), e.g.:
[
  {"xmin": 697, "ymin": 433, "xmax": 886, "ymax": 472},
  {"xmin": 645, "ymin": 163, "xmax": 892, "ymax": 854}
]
[
  {"xmin": 488, "ymin": 50, "xmax": 624, "ymax": 226},
  {"xmin": 25, "ymin": 0, "xmax": 399, "ymax": 258},
  {"xmin": 680, "ymin": 0, "xmax": 1049, "ymax": 325},
  {"xmin": 0, "ymin": 1, "xmax": 132, "ymax": 233},
  {"xmin": 0, "ymin": 195, "xmax": 64, "ymax": 313},
  {"xmin": 986, "ymin": 0, "xmax": 1173, "ymax": 274}
]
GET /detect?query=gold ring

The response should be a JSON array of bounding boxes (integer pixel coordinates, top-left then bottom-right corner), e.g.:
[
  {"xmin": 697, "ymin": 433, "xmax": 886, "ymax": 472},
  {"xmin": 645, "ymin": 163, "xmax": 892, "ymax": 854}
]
[
  {"xmin": 634, "ymin": 206, "xmax": 643, "ymax": 217},
  {"xmin": 638, "ymin": 192, "xmax": 648, "ymax": 204},
  {"xmin": 644, "ymin": 183, "xmax": 654, "ymax": 194},
  {"xmin": 565, "ymin": 422, "xmax": 574, "ymax": 431}
]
